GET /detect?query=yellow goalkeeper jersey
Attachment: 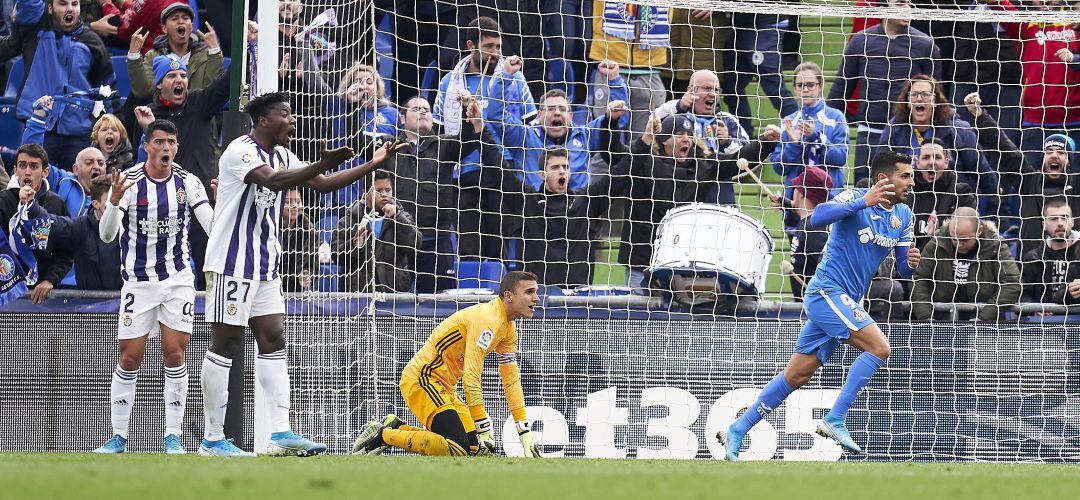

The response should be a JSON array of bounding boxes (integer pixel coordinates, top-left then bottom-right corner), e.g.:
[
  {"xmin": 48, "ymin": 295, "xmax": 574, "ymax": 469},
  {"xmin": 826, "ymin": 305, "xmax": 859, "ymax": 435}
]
[{"xmin": 403, "ymin": 298, "xmax": 527, "ymax": 422}]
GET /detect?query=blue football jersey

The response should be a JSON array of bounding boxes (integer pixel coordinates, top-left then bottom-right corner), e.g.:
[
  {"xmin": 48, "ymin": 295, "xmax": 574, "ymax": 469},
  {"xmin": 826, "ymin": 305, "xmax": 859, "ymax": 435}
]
[{"xmin": 806, "ymin": 188, "xmax": 914, "ymax": 300}]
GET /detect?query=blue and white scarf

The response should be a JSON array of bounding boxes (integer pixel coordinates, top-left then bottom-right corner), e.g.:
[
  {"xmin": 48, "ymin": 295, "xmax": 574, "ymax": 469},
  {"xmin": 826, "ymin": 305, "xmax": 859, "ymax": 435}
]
[{"xmin": 601, "ymin": 3, "xmax": 670, "ymax": 49}]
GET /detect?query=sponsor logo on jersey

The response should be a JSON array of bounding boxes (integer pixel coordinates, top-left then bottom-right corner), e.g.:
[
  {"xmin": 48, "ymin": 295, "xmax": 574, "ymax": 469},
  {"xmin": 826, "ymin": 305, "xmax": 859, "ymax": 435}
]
[
  {"xmin": 138, "ymin": 217, "xmax": 183, "ymax": 236},
  {"xmin": 858, "ymin": 227, "xmax": 900, "ymax": 248},
  {"xmin": 241, "ymin": 152, "xmax": 256, "ymax": 165},
  {"xmin": 478, "ymin": 329, "xmax": 494, "ymax": 349}
]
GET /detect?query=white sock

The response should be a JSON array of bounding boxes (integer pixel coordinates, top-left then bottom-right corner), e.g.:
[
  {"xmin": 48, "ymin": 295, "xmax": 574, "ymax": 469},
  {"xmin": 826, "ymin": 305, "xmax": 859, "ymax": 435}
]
[
  {"xmin": 163, "ymin": 364, "xmax": 188, "ymax": 438},
  {"xmin": 256, "ymin": 350, "xmax": 292, "ymax": 434},
  {"xmin": 201, "ymin": 352, "xmax": 232, "ymax": 441},
  {"xmin": 110, "ymin": 365, "xmax": 138, "ymax": 439}
]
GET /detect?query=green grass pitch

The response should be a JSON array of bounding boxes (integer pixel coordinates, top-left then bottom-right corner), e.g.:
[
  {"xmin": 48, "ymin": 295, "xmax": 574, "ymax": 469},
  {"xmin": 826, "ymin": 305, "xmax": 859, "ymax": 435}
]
[{"xmin": 2, "ymin": 454, "xmax": 1078, "ymax": 499}]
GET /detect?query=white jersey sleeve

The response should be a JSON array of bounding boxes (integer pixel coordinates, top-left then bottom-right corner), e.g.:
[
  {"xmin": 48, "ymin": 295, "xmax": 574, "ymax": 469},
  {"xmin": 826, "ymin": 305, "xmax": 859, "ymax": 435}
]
[{"xmin": 221, "ymin": 139, "xmax": 270, "ymax": 183}]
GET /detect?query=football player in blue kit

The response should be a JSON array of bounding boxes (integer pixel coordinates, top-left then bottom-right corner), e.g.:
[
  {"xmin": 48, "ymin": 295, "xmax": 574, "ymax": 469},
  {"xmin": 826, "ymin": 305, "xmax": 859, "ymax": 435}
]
[{"xmin": 720, "ymin": 150, "xmax": 922, "ymax": 460}]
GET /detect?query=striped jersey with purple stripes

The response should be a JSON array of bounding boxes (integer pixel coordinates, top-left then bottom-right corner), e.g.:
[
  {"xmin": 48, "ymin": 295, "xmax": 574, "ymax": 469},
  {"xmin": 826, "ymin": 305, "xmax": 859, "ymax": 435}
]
[
  {"xmin": 116, "ymin": 163, "xmax": 209, "ymax": 282},
  {"xmin": 205, "ymin": 135, "xmax": 302, "ymax": 281}
]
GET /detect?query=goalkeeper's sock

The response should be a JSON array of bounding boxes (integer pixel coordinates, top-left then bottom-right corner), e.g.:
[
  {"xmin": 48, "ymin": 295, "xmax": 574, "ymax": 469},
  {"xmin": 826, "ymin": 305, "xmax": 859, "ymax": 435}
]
[
  {"xmin": 255, "ymin": 350, "xmax": 292, "ymax": 433},
  {"xmin": 382, "ymin": 428, "xmax": 469, "ymax": 456},
  {"xmin": 110, "ymin": 365, "xmax": 138, "ymax": 439},
  {"xmin": 731, "ymin": 372, "xmax": 794, "ymax": 435},
  {"xmin": 201, "ymin": 352, "xmax": 231, "ymax": 441},
  {"xmin": 163, "ymin": 364, "xmax": 188, "ymax": 438},
  {"xmin": 826, "ymin": 352, "xmax": 884, "ymax": 423}
]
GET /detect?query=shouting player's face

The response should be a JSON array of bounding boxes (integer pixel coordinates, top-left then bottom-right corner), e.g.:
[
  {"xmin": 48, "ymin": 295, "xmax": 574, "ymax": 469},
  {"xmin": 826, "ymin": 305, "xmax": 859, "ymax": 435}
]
[
  {"xmin": 262, "ymin": 103, "xmax": 297, "ymax": 147},
  {"xmin": 144, "ymin": 130, "xmax": 178, "ymax": 169},
  {"xmin": 505, "ymin": 280, "xmax": 539, "ymax": 320},
  {"xmin": 882, "ymin": 161, "xmax": 915, "ymax": 205}
]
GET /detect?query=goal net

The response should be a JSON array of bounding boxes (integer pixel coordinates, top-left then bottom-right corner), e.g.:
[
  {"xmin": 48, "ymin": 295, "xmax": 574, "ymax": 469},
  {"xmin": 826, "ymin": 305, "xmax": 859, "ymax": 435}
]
[{"xmin": 234, "ymin": 0, "xmax": 1080, "ymax": 461}]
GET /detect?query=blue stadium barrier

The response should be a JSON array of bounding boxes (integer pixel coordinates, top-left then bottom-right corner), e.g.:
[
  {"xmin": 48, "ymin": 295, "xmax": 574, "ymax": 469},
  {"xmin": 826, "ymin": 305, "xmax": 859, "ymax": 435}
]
[{"xmin": 455, "ymin": 259, "xmax": 505, "ymax": 290}]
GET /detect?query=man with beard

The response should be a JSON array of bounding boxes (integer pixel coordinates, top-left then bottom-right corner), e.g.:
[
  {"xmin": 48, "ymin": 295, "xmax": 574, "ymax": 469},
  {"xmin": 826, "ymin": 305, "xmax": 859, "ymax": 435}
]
[
  {"xmin": 0, "ymin": 143, "xmax": 73, "ymax": 304},
  {"xmin": 488, "ymin": 63, "xmax": 629, "ymax": 192},
  {"xmin": 1022, "ymin": 198, "xmax": 1080, "ymax": 304},
  {"xmin": 1018, "ymin": 135, "xmax": 1080, "ymax": 254},
  {"xmin": 721, "ymin": 151, "xmax": 920, "ymax": 460},
  {"xmin": 6, "ymin": 0, "xmax": 115, "ymax": 169},
  {"xmin": 433, "ymin": 16, "xmax": 536, "ymax": 260},
  {"xmin": 908, "ymin": 138, "xmax": 977, "ymax": 250}
]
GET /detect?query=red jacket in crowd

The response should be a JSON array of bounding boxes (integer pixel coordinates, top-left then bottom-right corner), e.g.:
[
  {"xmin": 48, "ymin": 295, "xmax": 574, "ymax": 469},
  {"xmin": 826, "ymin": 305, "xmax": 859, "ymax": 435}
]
[
  {"xmin": 101, "ymin": 0, "xmax": 173, "ymax": 54},
  {"xmin": 993, "ymin": 0, "xmax": 1080, "ymax": 126}
]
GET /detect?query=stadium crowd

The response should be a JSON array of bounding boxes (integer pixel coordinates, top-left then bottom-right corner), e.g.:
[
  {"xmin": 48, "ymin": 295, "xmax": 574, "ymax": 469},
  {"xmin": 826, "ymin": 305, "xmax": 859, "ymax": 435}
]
[{"xmin": 1, "ymin": 0, "xmax": 1080, "ymax": 321}]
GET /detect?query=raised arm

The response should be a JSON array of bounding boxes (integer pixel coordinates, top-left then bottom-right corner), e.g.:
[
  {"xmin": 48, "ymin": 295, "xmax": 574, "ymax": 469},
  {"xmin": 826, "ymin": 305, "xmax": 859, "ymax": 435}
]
[{"xmin": 810, "ymin": 181, "xmax": 892, "ymax": 228}]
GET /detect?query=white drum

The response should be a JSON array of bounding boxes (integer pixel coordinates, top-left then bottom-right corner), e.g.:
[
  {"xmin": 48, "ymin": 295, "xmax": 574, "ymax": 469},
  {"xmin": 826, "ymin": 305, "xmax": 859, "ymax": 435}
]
[{"xmin": 648, "ymin": 203, "xmax": 773, "ymax": 296}]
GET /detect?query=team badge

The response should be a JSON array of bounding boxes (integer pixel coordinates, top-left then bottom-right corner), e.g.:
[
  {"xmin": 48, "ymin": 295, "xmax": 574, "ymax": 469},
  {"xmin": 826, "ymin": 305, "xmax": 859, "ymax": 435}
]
[
  {"xmin": 123, "ymin": 315, "xmax": 132, "ymax": 327},
  {"xmin": 890, "ymin": 215, "xmax": 901, "ymax": 228},
  {"xmin": 477, "ymin": 329, "xmax": 494, "ymax": 349},
  {"xmin": 176, "ymin": 187, "xmax": 187, "ymax": 205},
  {"xmin": 227, "ymin": 304, "xmax": 237, "ymax": 316},
  {"xmin": 0, "ymin": 255, "xmax": 14, "ymax": 281},
  {"xmin": 854, "ymin": 309, "xmax": 866, "ymax": 321},
  {"xmin": 170, "ymin": 60, "xmax": 180, "ymax": 71},
  {"xmin": 241, "ymin": 152, "xmax": 255, "ymax": 165}
]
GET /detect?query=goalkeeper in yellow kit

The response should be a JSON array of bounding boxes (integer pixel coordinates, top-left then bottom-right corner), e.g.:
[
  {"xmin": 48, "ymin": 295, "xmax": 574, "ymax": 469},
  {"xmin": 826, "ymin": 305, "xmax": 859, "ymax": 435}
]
[{"xmin": 352, "ymin": 271, "xmax": 542, "ymax": 457}]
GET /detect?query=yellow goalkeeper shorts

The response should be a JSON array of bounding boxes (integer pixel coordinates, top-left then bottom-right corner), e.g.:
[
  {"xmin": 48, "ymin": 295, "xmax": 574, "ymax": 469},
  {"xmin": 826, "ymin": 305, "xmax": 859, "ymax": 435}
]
[{"xmin": 399, "ymin": 373, "xmax": 475, "ymax": 433}]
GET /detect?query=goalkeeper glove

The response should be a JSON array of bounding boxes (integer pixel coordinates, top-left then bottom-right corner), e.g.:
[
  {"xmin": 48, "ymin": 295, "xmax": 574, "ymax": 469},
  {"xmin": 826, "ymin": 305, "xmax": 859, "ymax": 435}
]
[
  {"xmin": 516, "ymin": 420, "xmax": 541, "ymax": 458},
  {"xmin": 474, "ymin": 417, "xmax": 496, "ymax": 455}
]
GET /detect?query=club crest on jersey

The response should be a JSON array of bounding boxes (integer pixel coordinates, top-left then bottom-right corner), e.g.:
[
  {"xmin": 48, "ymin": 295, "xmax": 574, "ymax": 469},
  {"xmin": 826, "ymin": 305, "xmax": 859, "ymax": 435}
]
[
  {"xmin": 891, "ymin": 215, "xmax": 901, "ymax": 228},
  {"xmin": 176, "ymin": 187, "xmax": 187, "ymax": 205},
  {"xmin": 477, "ymin": 329, "xmax": 494, "ymax": 349},
  {"xmin": 227, "ymin": 304, "xmax": 237, "ymax": 316},
  {"xmin": 123, "ymin": 315, "xmax": 132, "ymax": 327}
]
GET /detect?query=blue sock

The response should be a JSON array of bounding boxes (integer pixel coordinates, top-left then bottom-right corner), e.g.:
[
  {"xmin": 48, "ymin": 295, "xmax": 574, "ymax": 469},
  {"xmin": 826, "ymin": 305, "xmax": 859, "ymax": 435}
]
[
  {"xmin": 827, "ymin": 352, "xmax": 885, "ymax": 423},
  {"xmin": 732, "ymin": 372, "xmax": 795, "ymax": 435}
]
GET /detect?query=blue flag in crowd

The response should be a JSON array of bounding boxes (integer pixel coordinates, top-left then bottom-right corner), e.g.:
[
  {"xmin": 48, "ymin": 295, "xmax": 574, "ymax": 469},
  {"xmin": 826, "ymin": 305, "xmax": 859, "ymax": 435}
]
[{"xmin": 0, "ymin": 200, "xmax": 53, "ymax": 306}]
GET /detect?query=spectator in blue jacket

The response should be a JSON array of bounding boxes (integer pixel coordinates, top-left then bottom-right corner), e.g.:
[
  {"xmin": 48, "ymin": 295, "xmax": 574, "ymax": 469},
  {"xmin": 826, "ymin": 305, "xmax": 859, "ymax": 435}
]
[
  {"xmin": 770, "ymin": 62, "xmax": 849, "ymax": 210},
  {"xmin": 23, "ymin": 95, "xmax": 106, "ymax": 219},
  {"xmin": 875, "ymin": 75, "xmax": 997, "ymax": 211},
  {"xmin": 487, "ymin": 78, "xmax": 629, "ymax": 192},
  {"xmin": 825, "ymin": 0, "xmax": 939, "ymax": 182},
  {"xmin": 8, "ymin": 0, "xmax": 115, "ymax": 170}
]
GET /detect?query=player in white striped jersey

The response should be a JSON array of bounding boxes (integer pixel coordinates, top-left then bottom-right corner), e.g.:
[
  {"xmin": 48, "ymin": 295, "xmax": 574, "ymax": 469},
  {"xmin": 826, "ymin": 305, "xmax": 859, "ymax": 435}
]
[
  {"xmin": 92, "ymin": 120, "xmax": 214, "ymax": 455},
  {"xmin": 199, "ymin": 92, "xmax": 405, "ymax": 457}
]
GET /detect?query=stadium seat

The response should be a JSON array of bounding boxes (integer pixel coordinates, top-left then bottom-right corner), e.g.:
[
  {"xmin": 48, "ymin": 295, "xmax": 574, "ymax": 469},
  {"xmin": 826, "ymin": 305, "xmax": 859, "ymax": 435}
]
[
  {"xmin": 1, "ymin": 57, "xmax": 23, "ymax": 105},
  {"xmin": 455, "ymin": 260, "xmax": 505, "ymax": 290},
  {"xmin": 0, "ymin": 104, "xmax": 24, "ymax": 162},
  {"xmin": 314, "ymin": 263, "xmax": 340, "ymax": 293},
  {"xmin": 111, "ymin": 56, "xmax": 131, "ymax": 99}
]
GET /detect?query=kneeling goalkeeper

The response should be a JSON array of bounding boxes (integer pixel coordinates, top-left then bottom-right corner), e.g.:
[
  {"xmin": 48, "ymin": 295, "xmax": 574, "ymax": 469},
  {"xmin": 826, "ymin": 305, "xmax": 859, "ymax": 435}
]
[{"xmin": 353, "ymin": 271, "xmax": 542, "ymax": 457}]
